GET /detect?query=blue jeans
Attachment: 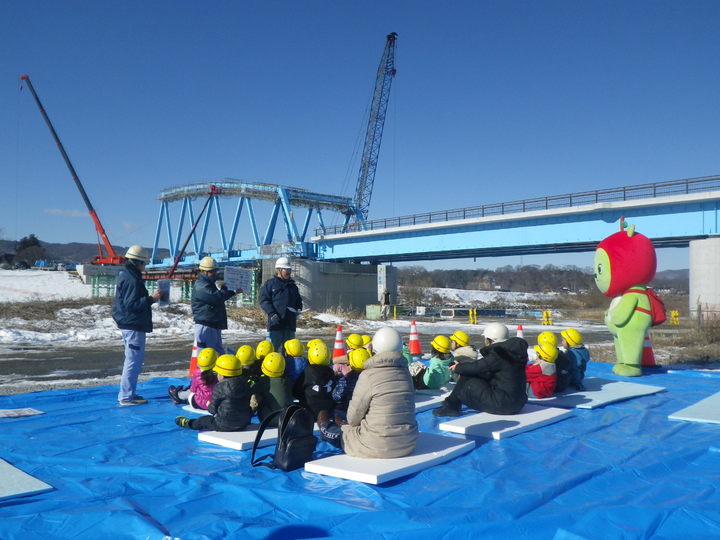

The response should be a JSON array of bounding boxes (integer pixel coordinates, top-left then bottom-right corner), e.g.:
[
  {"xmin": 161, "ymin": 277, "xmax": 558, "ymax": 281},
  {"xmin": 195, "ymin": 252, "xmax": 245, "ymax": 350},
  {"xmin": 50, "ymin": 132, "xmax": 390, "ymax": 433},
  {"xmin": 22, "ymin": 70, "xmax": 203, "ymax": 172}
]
[
  {"xmin": 194, "ymin": 324, "xmax": 224, "ymax": 355},
  {"xmin": 119, "ymin": 329, "xmax": 146, "ymax": 402}
]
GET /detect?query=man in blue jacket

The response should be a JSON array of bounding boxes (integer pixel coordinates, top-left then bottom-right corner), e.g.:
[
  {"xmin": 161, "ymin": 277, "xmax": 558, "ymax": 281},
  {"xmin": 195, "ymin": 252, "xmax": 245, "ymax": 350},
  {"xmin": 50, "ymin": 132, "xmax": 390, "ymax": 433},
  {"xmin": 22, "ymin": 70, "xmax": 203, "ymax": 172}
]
[
  {"xmin": 259, "ymin": 257, "xmax": 303, "ymax": 352},
  {"xmin": 192, "ymin": 257, "xmax": 238, "ymax": 355},
  {"xmin": 112, "ymin": 245, "xmax": 161, "ymax": 406}
]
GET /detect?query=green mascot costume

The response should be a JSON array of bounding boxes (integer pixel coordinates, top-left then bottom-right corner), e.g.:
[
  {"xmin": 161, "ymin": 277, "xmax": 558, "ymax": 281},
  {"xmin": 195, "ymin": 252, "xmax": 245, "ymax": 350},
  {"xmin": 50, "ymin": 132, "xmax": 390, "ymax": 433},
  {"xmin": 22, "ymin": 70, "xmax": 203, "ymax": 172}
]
[{"xmin": 594, "ymin": 219, "xmax": 657, "ymax": 377}]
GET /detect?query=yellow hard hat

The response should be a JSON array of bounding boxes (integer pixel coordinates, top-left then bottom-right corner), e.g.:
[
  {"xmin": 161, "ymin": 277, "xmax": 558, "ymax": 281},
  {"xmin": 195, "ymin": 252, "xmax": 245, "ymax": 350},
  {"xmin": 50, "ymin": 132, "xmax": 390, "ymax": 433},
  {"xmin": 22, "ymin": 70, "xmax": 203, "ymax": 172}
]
[
  {"xmin": 534, "ymin": 343, "xmax": 559, "ymax": 363},
  {"xmin": 306, "ymin": 338, "xmax": 322, "ymax": 349},
  {"xmin": 346, "ymin": 334, "xmax": 363, "ymax": 350},
  {"xmin": 307, "ymin": 341, "xmax": 330, "ymax": 366},
  {"xmin": 349, "ymin": 348, "xmax": 371, "ymax": 371},
  {"xmin": 361, "ymin": 335, "xmax": 372, "ymax": 348},
  {"xmin": 125, "ymin": 245, "xmax": 148, "ymax": 263},
  {"xmin": 235, "ymin": 345, "xmax": 256, "ymax": 366},
  {"xmin": 283, "ymin": 339, "xmax": 305, "ymax": 357},
  {"xmin": 537, "ymin": 331, "xmax": 558, "ymax": 348},
  {"xmin": 450, "ymin": 330, "xmax": 470, "ymax": 348},
  {"xmin": 199, "ymin": 256, "xmax": 218, "ymax": 271},
  {"xmin": 255, "ymin": 340, "xmax": 274, "ymax": 361},
  {"xmin": 561, "ymin": 328, "xmax": 583, "ymax": 347},
  {"xmin": 431, "ymin": 335, "xmax": 452, "ymax": 354},
  {"xmin": 197, "ymin": 348, "xmax": 218, "ymax": 371},
  {"xmin": 213, "ymin": 354, "xmax": 243, "ymax": 377},
  {"xmin": 262, "ymin": 352, "xmax": 286, "ymax": 378}
]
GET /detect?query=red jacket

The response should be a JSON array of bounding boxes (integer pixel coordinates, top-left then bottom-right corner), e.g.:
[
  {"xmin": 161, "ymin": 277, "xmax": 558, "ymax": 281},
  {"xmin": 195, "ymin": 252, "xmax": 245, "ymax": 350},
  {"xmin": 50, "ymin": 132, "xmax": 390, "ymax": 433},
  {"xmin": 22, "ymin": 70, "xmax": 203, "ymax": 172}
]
[{"xmin": 526, "ymin": 361, "xmax": 556, "ymax": 399}]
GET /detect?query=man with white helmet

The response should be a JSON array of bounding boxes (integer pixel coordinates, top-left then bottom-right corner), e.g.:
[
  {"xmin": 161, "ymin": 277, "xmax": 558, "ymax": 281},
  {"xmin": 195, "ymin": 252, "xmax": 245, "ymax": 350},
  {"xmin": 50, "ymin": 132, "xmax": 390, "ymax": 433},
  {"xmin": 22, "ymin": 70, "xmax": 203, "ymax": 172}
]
[
  {"xmin": 259, "ymin": 257, "xmax": 303, "ymax": 352},
  {"xmin": 112, "ymin": 245, "xmax": 162, "ymax": 406},
  {"xmin": 191, "ymin": 256, "xmax": 238, "ymax": 355},
  {"xmin": 433, "ymin": 322, "xmax": 529, "ymax": 417}
]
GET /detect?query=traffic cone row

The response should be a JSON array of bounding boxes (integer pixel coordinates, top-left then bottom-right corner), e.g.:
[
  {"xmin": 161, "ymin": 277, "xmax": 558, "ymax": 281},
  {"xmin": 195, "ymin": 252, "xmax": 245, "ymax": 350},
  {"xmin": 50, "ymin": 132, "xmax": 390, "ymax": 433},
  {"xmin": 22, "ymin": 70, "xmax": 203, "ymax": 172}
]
[
  {"xmin": 333, "ymin": 325, "xmax": 346, "ymax": 359},
  {"xmin": 188, "ymin": 341, "xmax": 199, "ymax": 376},
  {"xmin": 408, "ymin": 320, "xmax": 422, "ymax": 355}
]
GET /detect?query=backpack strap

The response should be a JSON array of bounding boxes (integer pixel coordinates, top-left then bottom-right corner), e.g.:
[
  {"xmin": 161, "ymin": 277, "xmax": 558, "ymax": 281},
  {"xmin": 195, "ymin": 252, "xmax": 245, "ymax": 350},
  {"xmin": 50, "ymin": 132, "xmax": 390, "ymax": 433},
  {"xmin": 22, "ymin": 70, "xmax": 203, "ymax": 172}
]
[
  {"xmin": 624, "ymin": 288, "xmax": 653, "ymax": 316},
  {"xmin": 250, "ymin": 408, "xmax": 283, "ymax": 468}
]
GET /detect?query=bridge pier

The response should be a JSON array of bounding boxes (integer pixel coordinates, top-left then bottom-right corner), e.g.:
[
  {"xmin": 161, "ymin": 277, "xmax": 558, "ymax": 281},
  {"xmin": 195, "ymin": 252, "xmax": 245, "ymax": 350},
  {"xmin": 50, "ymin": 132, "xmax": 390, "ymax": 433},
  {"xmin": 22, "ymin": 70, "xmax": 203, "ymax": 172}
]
[
  {"xmin": 689, "ymin": 236, "xmax": 720, "ymax": 320},
  {"xmin": 261, "ymin": 259, "xmax": 389, "ymax": 313}
]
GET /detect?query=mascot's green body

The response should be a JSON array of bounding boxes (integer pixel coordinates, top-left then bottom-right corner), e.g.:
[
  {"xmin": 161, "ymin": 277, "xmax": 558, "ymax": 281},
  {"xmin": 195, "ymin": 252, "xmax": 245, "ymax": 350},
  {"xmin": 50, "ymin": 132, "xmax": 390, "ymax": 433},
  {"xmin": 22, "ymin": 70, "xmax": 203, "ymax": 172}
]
[{"xmin": 594, "ymin": 221, "xmax": 656, "ymax": 377}]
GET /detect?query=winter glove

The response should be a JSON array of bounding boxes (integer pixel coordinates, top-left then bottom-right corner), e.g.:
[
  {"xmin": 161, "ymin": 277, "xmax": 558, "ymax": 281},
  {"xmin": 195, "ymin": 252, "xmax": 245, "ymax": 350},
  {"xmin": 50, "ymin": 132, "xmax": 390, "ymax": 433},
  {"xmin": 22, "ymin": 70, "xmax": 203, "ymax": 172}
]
[{"xmin": 269, "ymin": 313, "xmax": 280, "ymax": 327}]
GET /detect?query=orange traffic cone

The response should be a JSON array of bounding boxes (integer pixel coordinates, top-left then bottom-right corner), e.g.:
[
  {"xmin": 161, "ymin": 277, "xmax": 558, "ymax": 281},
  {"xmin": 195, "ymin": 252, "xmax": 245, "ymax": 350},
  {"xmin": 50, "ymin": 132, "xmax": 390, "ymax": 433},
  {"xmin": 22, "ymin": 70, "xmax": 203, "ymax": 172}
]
[
  {"xmin": 516, "ymin": 324, "xmax": 524, "ymax": 338},
  {"xmin": 641, "ymin": 331, "xmax": 658, "ymax": 367},
  {"xmin": 333, "ymin": 325, "xmax": 347, "ymax": 359},
  {"xmin": 408, "ymin": 320, "xmax": 422, "ymax": 356},
  {"xmin": 188, "ymin": 341, "xmax": 199, "ymax": 376}
]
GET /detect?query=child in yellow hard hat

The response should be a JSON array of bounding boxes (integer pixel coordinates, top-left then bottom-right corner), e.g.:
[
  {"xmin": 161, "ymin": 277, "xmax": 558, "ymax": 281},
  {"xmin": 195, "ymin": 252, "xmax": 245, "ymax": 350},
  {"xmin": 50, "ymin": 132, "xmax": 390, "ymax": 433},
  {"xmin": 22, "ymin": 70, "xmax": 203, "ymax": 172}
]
[
  {"xmin": 252, "ymin": 352, "xmax": 294, "ymax": 428},
  {"xmin": 169, "ymin": 347, "xmax": 219, "ymax": 410},
  {"xmin": 293, "ymin": 340, "xmax": 335, "ymax": 423},
  {"xmin": 526, "ymin": 343, "xmax": 558, "ymax": 399},
  {"xmin": 282, "ymin": 338, "xmax": 308, "ymax": 384},
  {"xmin": 409, "ymin": 335, "xmax": 453, "ymax": 390},
  {"xmin": 560, "ymin": 328, "xmax": 590, "ymax": 391},
  {"xmin": 175, "ymin": 354, "xmax": 251, "ymax": 431},
  {"xmin": 331, "ymin": 347, "xmax": 370, "ymax": 425}
]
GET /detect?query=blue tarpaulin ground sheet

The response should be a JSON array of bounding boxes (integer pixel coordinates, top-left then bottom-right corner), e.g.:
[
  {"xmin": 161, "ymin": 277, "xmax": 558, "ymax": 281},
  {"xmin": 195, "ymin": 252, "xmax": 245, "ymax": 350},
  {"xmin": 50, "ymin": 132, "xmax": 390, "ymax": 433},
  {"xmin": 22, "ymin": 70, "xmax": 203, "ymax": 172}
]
[{"xmin": 1, "ymin": 361, "xmax": 719, "ymax": 539}]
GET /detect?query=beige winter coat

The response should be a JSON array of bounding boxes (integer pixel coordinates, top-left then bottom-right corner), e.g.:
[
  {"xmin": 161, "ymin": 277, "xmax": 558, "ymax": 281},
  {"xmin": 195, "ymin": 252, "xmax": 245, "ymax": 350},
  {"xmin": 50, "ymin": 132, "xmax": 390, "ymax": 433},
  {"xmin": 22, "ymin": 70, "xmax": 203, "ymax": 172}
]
[
  {"xmin": 341, "ymin": 351, "xmax": 418, "ymax": 458},
  {"xmin": 452, "ymin": 345, "xmax": 478, "ymax": 362}
]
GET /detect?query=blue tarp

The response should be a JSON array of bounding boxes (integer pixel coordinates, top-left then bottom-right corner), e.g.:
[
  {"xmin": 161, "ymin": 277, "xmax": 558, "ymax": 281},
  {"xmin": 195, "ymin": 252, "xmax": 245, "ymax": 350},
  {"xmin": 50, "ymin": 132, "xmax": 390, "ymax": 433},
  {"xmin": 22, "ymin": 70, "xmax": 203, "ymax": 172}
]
[{"xmin": 1, "ymin": 362, "xmax": 719, "ymax": 539}]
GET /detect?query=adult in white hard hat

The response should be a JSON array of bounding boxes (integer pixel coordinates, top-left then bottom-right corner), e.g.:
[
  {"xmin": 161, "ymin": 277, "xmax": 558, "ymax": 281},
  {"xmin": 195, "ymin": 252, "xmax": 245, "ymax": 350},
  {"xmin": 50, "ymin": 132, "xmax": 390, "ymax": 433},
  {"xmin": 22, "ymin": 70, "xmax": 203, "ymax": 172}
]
[
  {"xmin": 112, "ymin": 245, "xmax": 162, "ymax": 406},
  {"xmin": 191, "ymin": 256, "xmax": 239, "ymax": 355},
  {"xmin": 433, "ymin": 322, "xmax": 529, "ymax": 418},
  {"xmin": 259, "ymin": 257, "xmax": 303, "ymax": 352}
]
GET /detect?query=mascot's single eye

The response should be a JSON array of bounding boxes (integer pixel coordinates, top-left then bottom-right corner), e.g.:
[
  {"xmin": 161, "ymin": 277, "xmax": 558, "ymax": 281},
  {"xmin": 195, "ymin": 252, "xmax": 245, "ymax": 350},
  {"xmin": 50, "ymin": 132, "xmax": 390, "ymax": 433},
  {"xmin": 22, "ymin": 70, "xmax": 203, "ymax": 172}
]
[{"xmin": 596, "ymin": 264, "xmax": 603, "ymax": 275}]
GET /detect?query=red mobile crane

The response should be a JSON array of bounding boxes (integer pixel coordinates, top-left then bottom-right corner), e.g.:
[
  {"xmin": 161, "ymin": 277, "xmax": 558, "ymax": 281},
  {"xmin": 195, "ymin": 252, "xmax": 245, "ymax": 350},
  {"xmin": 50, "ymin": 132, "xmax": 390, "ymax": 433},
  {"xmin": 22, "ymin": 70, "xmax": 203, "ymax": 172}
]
[{"xmin": 20, "ymin": 75, "xmax": 124, "ymax": 265}]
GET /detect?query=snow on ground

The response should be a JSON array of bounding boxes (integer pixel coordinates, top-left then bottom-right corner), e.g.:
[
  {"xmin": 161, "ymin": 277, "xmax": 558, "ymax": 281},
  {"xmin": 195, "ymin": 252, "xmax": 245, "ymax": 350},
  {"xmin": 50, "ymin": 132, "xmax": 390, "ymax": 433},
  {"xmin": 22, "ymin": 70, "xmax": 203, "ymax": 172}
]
[
  {"xmin": 422, "ymin": 286, "xmax": 558, "ymax": 304},
  {"xmin": 0, "ymin": 269, "xmax": 93, "ymax": 302}
]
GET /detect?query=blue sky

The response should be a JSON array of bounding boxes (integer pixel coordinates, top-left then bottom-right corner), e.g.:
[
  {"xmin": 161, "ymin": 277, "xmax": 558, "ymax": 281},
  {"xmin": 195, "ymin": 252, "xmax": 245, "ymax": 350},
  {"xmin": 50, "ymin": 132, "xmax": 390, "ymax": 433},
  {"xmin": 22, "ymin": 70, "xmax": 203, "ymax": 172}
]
[{"xmin": 2, "ymin": 1, "xmax": 718, "ymax": 271}]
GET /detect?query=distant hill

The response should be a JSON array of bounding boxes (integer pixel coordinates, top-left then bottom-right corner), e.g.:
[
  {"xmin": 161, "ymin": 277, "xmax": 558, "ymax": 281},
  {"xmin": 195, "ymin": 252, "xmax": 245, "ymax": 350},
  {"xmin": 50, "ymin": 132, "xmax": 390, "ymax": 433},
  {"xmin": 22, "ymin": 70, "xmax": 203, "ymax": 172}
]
[{"xmin": 0, "ymin": 240, "xmax": 169, "ymax": 264}]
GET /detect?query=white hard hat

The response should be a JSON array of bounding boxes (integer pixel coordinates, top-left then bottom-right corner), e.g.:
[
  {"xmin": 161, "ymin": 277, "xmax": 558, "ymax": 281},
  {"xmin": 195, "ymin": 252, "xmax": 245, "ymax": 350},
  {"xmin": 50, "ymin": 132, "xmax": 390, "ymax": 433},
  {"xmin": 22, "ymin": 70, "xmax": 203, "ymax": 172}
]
[
  {"xmin": 275, "ymin": 257, "xmax": 292, "ymax": 269},
  {"xmin": 482, "ymin": 322, "xmax": 509, "ymax": 343},
  {"xmin": 125, "ymin": 245, "xmax": 148, "ymax": 263},
  {"xmin": 371, "ymin": 326, "xmax": 402, "ymax": 354},
  {"xmin": 199, "ymin": 256, "xmax": 218, "ymax": 271}
]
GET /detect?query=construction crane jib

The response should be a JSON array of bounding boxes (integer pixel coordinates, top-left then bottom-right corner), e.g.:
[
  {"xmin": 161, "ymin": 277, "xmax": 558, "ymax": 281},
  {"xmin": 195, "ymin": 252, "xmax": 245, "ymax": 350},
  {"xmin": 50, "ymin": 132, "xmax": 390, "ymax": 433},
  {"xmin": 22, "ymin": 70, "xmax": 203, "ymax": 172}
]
[
  {"xmin": 353, "ymin": 32, "xmax": 397, "ymax": 225},
  {"xmin": 19, "ymin": 75, "xmax": 124, "ymax": 265}
]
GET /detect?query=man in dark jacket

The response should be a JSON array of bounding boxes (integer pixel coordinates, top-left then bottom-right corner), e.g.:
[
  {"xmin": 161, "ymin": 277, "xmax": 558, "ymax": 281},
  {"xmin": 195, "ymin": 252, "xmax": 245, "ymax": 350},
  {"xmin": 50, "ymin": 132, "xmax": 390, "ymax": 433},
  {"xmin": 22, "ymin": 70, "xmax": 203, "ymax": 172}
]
[
  {"xmin": 192, "ymin": 257, "xmax": 238, "ymax": 354},
  {"xmin": 433, "ymin": 322, "xmax": 529, "ymax": 417},
  {"xmin": 112, "ymin": 245, "xmax": 161, "ymax": 406},
  {"xmin": 259, "ymin": 257, "xmax": 303, "ymax": 352}
]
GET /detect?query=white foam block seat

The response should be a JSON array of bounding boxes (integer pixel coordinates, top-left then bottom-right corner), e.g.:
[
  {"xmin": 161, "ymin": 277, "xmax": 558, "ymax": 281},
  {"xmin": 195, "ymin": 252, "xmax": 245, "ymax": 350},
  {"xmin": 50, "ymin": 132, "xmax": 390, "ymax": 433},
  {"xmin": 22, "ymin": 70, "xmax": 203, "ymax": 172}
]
[
  {"xmin": 182, "ymin": 404, "xmax": 212, "ymax": 416},
  {"xmin": 304, "ymin": 432, "xmax": 474, "ymax": 485},
  {"xmin": 0, "ymin": 408, "xmax": 44, "ymax": 418},
  {"xmin": 199, "ymin": 425, "xmax": 321, "ymax": 451},
  {"xmin": 669, "ymin": 391, "xmax": 720, "ymax": 424},
  {"xmin": 529, "ymin": 377, "xmax": 665, "ymax": 409},
  {"xmin": 0, "ymin": 458, "xmax": 53, "ymax": 501},
  {"xmin": 198, "ymin": 424, "xmax": 278, "ymax": 450},
  {"xmin": 415, "ymin": 390, "xmax": 452, "ymax": 412},
  {"xmin": 438, "ymin": 403, "xmax": 572, "ymax": 440}
]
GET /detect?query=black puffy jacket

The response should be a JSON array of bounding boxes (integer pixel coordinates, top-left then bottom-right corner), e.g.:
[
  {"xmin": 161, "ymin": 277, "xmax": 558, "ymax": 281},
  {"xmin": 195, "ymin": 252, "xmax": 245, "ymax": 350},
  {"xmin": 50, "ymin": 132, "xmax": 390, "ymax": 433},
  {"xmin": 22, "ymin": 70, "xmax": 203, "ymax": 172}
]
[
  {"xmin": 112, "ymin": 262, "xmax": 153, "ymax": 333},
  {"xmin": 191, "ymin": 273, "xmax": 235, "ymax": 329},
  {"xmin": 259, "ymin": 276, "xmax": 303, "ymax": 331},
  {"xmin": 208, "ymin": 376, "xmax": 252, "ymax": 431}
]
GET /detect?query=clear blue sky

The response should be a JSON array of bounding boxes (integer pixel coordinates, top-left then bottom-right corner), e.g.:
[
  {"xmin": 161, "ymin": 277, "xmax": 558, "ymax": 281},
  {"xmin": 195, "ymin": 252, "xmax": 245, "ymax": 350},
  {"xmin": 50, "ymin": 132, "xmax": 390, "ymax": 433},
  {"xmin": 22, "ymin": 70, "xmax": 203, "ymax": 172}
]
[{"xmin": 3, "ymin": 1, "xmax": 718, "ymax": 271}]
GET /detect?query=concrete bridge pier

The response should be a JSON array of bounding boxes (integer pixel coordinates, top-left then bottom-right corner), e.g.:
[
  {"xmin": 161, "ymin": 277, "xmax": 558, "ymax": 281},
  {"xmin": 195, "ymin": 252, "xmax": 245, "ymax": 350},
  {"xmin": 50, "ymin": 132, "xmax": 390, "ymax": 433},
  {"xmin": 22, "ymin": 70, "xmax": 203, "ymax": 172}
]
[{"xmin": 689, "ymin": 236, "xmax": 720, "ymax": 320}]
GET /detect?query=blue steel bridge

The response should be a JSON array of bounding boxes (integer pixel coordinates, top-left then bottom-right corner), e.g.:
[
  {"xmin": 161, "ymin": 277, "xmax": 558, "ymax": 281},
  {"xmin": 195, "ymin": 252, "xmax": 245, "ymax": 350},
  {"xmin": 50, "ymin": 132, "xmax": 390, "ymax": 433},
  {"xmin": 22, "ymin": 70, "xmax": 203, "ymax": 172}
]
[{"xmin": 148, "ymin": 174, "xmax": 720, "ymax": 268}]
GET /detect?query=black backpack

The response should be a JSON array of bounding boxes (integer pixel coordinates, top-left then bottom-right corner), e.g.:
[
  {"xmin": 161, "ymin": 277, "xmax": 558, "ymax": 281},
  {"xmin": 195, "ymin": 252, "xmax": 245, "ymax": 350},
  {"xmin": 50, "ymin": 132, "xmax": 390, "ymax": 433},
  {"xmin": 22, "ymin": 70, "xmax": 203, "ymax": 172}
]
[{"xmin": 250, "ymin": 404, "xmax": 317, "ymax": 472}]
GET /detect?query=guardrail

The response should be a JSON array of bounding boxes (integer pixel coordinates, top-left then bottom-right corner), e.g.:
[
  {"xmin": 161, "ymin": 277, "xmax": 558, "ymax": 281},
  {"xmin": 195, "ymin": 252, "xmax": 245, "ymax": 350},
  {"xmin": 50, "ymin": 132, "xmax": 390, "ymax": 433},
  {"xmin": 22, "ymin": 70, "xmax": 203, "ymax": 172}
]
[{"xmin": 318, "ymin": 174, "xmax": 720, "ymax": 236}]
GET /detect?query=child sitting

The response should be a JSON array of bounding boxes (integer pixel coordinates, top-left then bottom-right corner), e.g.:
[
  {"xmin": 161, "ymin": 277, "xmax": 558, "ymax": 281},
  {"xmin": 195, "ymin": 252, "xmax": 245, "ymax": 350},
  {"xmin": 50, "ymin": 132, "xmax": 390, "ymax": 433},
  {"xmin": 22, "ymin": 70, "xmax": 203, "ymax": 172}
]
[
  {"xmin": 409, "ymin": 335, "xmax": 453, "ymax": 390},
  {"xmin": 255, "ymin": 339, "xmax": 274, "ymax": 362},
  {"xmin": 560, "ymin": 328, "xmax": 590, "ymax": 391},
  {"xmin": 168, "ymin": 347, "xmax": 218, "ymax": 409},
  {"xmin": 332, "ymin": 334, "xmax": 361, "ymax": 377},
  {"xmin": 252, "ymin": 351, "xmax": 294, "ymax": 427},
  {"xmin": 526, "ymin": 342, "xmax": 558, "ymax": 399},
  {"xmin": 236, "ymin": 344, "xmax": 261, "ymax": 385},
  {"xmin": 282, "ymin": 338, "xmax": 308, "ymax": 384},
  {"xmin": 332, "ymin": 347, "xmax": 369, "ymax": 425},
  {"xmin": 175, "ymin": 354, "xmax": 251, "ymax": 431},
  {"xmin": 293, "ymin": 341, "xmax": 335, "ymax": 422}
]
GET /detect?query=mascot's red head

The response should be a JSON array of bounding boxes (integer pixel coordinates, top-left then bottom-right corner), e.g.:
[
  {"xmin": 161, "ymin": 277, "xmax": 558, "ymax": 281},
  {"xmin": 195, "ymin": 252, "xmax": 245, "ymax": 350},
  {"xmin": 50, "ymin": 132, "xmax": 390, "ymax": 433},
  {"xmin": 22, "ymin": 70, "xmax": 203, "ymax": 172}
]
[{"xmin": 594, "ymin": 220, "xmax": 656, "ymax": 297}]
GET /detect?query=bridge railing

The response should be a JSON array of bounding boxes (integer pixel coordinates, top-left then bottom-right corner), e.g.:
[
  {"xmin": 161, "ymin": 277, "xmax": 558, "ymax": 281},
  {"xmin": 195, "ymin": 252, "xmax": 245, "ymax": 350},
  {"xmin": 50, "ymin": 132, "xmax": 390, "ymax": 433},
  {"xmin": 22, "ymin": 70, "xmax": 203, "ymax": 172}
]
[{"xmin": 318, "ymin": 174, "xmax": 720, "ymax": 236}]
